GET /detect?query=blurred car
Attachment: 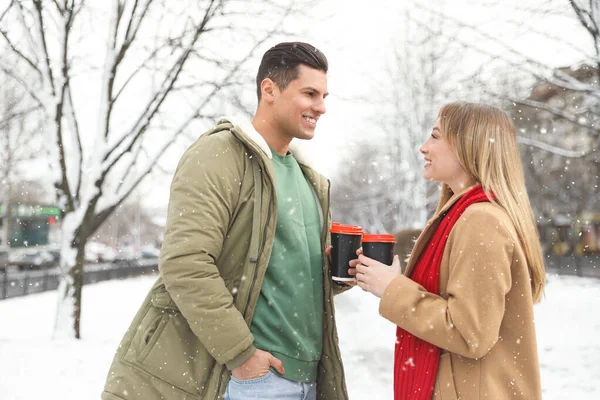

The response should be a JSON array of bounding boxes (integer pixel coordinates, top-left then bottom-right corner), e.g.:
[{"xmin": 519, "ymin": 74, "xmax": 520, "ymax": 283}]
[
  {"xmin": 140, "ymin": 245, "xmax": 160, "ymax": 259},
  {"xmin": 10, "ymin": 250, "xmax": 56, "ymax": 270},
  {"xmin": 86, "ymin": 241, "xmax": 116, "ymax": 263},
  {"xmin": 114, "ymin": 246, "xmax": 139, "ymax": 265},
  {"xmin": 47, "ymin": 249, "xmax": 61, "ymax": 263}
]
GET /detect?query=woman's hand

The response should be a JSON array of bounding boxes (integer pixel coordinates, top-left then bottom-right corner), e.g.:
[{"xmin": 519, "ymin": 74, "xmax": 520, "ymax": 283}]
[
  {"xmin": 350, "ymin": 252, "xmax": 402, "ymax": 298},
  {"xmin": 348, "ymin": 247, "xmax": 363, "ymax": 278}
]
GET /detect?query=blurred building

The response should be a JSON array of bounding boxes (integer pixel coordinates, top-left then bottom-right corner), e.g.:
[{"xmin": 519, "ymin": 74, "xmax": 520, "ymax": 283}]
[
  {"xmin": 511, "ymin": 64, "xmax": 600, "ymax": 256},
  {"xmin": 0, "ymin": 203, "xmax": 61, "ymax": 248}
]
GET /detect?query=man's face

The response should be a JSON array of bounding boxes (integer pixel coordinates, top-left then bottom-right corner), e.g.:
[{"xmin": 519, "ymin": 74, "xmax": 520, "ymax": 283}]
[{"xmin": 272, "ymin": 65, "xmax": 328, "ymax": 141}]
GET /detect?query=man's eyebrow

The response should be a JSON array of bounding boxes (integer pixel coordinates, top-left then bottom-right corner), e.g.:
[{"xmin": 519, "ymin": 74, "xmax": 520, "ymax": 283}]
[{"xmin": 302, "ymin": 86, "xmax": 329, "ymax": 97}]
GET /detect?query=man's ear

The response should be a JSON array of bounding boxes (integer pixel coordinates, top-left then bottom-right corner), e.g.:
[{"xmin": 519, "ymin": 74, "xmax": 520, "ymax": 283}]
[{"xmin": 260, "ymin": 78, "xmax": 279, "ymax": 103}]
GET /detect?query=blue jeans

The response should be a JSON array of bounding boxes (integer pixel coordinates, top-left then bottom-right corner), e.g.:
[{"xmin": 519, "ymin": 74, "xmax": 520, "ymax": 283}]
[{"xmin": 224, "ymin": 371, "xmax": 317, "ymax": 400}]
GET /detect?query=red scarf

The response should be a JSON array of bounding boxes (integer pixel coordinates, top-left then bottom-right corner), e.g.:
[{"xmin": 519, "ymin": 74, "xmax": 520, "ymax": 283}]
[{"xmin": 394, "ymin": 185, "xmax": 491, "ymax": 400}]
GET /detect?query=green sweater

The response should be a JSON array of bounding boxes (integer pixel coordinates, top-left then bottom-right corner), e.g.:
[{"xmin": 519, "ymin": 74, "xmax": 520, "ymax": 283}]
[{"xmin": 250, "ymin": 148, "xmax": 324, "ymax": 383}]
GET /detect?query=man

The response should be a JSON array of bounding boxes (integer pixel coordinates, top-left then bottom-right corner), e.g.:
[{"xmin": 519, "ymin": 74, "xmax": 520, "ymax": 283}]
[{"xmin": 102, "ymin": 42, "xmax": 350, "ymax": 400}]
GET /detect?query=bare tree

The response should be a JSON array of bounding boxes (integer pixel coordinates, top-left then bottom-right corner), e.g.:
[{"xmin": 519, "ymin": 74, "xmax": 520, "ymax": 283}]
[
  {"xmin": 0, "ymin": 0, "xmax": 311, "ymax": 338},
  {"xmin": 331, "ymin": 7, "xmax": 464, "ymax": 235},
  {"xmin": 0, "ymin": 72, "xmax": 44, "ymax": 249},
  {"xmin": 414, "ymin": 0, "xmax": 599, "ymax": 138},
  {"xmin": 512, "ymin": 64, "xmax": 599, "ymax": 226}
]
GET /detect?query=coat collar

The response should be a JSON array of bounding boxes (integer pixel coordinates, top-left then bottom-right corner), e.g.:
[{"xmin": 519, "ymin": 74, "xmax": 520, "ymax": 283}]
[
  {"xmin": 404, "ymin": 185, "xmax": 479, "ymax": 277},
  {"xmin": 220, "ymin": 115, "xmax": 320, "ymax": 172},
  {"xmin": 434, "ymin": 185, "xmax": 480, "ymax": 219}
]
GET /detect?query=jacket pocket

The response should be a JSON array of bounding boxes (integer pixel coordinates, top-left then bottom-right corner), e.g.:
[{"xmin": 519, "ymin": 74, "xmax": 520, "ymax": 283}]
[
  {"xmin": 434, "ymin": 352, "xmax": 459, "ymax": 400},
  {"xmin": 137, "ymin": 311, "xmax": 169, "ymax": 363},
  {"xmin": 122, "ymin": 300, "xmax": 214, "ymax": 398}
]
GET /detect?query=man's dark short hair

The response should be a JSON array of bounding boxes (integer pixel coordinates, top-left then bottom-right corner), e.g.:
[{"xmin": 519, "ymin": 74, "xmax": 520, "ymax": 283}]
[{"xmin": 256, "ymin": 42, "xmax": 328, "ymax": 100}]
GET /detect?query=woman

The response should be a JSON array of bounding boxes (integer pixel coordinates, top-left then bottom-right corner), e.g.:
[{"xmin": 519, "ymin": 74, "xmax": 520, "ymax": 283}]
[{"xmin": 350, "ymin": 102, "xmax": 545, "ymax": 400}]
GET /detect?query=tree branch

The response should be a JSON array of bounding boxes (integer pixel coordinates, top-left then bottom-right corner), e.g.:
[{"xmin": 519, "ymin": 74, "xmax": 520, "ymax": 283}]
[
  {"xmin": 51, "ymin": 0, "xmax": 63, "ymax": 13},
  {"xmin": 0, "ymin": 28, "xmax": 41, "ymax": 75},
  {"xmin": 414, "ymin": 3, "xmax": 600, "ymax": 100},
  {"xmin": 569, "ymin": 0, "xmax": 600, "ymax": 80},
  {"xmin": 104, "ymin": 0, "xmax": 155, "ymax": 137},
  {"xmin": 66, "ymin": 82, "xmax": 83, "ymax": 202},
  {"xmin": 503, "ymin": 95, "xmax": 598, "ymax": 133},
  {"xmin": 517, "ymin": 136, "xmax": 588, "ymax": 158},
  {"xmin": 50, "ymin": 2, "xmax": 79, "ymax": 211},
  {"xmin": 0, "ymin": 66, "xmax": 44, "ymax": 108},
  {"xmin": 570, "ymin": 0, "xmax": 599, "ymax": 40},
  {"xmin": 102, "ymin": 0, "xmax": 219, "ymax": 167},
  {"xmin": 0, "ymin": 0, "xmax": 15, "ymax": 23},
  {"xmin": 14, "ymin": 2, "xmax": 40, "ymax": 66},
  {"xmin": 112, "ymin": 40, "xmax": 173, "ymax": 103},
  {"xmin": 32, "ymin": 0, "xmax": 56, "ymax": 96},
  {"xmin": 0, "ymin": 104, "xmax": 42, "ymax": 131}
]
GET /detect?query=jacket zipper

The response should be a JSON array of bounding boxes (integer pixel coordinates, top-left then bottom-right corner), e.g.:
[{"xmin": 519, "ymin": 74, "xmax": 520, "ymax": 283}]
[{"xmin": 214, "ymin": 156, "xmax": 274, "ymax": 399}]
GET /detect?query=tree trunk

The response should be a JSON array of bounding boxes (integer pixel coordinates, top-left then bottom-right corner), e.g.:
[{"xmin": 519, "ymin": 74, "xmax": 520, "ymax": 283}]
[
  {"xmin": 53, "ymin": 207, "xmax": 89, "ymax": 339},
  {"xmin": 54, "ymin": 240, "xmax": 86, "ymax": 339},
  {"xmin": 69, "ymin": 244, "xmax": 86, "ymax": 338}
]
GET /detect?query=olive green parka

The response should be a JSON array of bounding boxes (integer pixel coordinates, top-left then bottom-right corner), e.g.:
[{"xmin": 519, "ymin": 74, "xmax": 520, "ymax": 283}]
[{"xmin": 101, "ymin": 117, "xmax": 349, "ymax": 400}]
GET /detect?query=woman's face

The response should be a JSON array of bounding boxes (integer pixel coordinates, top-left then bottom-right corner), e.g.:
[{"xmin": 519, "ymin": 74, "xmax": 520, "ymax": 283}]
[{"xmin": 419, "ymin": 118, "xmax": 471, "ymax": 192}]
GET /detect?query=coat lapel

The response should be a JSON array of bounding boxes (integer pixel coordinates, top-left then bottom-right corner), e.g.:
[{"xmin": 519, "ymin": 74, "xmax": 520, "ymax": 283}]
[{"xmin": 403, "ymin": 186, "xmax": 477, "ymax": 277}]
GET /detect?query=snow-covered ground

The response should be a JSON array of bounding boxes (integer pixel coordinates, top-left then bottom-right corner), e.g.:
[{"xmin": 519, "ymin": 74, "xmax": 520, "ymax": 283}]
[{"xmin": 0, "ymin": 273, "xmax": 598, "ymax": 399}]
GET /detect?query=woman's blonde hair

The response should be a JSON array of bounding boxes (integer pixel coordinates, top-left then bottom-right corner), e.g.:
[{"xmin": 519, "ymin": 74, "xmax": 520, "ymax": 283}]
[{"xmin": 436, "ymin": 101, "xmax": 545, "ymax": 302}]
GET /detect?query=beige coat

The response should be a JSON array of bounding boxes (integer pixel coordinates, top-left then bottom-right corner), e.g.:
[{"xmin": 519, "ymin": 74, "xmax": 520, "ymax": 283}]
[{"xmin": 379, "ymin": 187, "xmax": 542, "ymax": 400}]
